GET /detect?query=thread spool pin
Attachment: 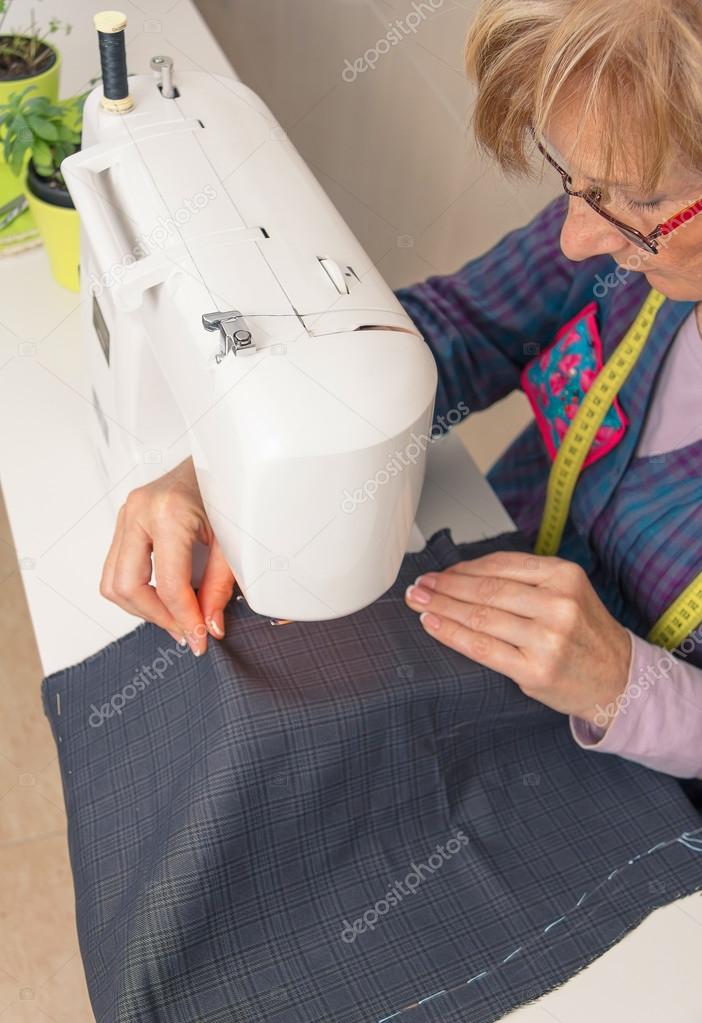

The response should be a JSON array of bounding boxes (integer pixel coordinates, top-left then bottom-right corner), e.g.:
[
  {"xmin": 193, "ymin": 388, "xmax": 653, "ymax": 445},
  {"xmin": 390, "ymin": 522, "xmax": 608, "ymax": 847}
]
[{"xmin": 150, "ymin": 55, "xmax": 176, "ymax": 99}]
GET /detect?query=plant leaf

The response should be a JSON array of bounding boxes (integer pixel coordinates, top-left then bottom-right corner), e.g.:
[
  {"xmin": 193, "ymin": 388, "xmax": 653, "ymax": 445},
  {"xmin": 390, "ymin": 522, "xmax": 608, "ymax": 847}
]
[
  {"xmin": 9, "ymin": 139, "xmax": 28, "ymax": 176},
  {"xmin": 27, "ymin": 115, "xmax": 58, "ymax": 140},
  {"xmin": 32, "ymin": 138, "xmax": 53, "ymax": 168}
]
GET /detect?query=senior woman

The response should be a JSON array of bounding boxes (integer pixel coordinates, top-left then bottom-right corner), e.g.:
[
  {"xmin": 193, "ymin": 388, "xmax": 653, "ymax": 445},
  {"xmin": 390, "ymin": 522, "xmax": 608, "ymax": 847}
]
[{"xmin": 100, "ymin": 0, "xmax": 702, "ymax": 781}]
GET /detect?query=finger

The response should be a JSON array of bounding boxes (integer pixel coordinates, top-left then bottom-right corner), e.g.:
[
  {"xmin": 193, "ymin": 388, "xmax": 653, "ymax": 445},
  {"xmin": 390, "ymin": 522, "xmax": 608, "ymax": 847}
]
[
  {"xmin": 198, "ymin": 539, "xmax": 235, "ymax": 639},
  {"xmin": 417, "ymin": 609, "xmax": 527, "ymax": 681},
  {"xmin": 152, "ymin": 523, "xmax": 208, "ymax": 656},
  {"xmin": 112, "ymin": 520, "xmax": 186, "ymax": 641},
  {"xmin": 411, "ymin": 571, "xmax": 551, "ymax": 621},
  {"xmin": 442, "ymin": 551, "xmax": 563, "ymax": 585},
  {"xmin": 405, "ymin": 585, "xmax": 536, "ymax": 648},
  {"xmin": 100, "ymin": 504, "xmax": 126, "ymax": 605},
  {"xmin": 100, "ymin": 508, "xmax": 180, "ymax": 642}
]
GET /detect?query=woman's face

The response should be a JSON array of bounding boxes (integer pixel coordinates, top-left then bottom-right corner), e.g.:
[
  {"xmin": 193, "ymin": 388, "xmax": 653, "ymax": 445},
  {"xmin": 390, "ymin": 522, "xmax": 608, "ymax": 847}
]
[{"xmin": 544, "ymin": 103, "xmax": 702, "ymax": 302}]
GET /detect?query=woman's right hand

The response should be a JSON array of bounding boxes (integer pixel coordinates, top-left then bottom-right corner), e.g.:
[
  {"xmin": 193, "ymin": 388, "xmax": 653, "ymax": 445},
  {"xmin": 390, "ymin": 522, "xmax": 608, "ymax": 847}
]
[{"xmin": 99, "ymin": 457, "xmax": 235, "ymax": 656}]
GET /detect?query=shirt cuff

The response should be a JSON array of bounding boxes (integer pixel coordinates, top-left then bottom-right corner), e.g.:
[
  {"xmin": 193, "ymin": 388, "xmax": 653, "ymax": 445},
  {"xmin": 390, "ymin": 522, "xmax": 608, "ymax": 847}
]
[{"xmin": 569, "ymin": 629, "xmax": 702, "ymax": 777}]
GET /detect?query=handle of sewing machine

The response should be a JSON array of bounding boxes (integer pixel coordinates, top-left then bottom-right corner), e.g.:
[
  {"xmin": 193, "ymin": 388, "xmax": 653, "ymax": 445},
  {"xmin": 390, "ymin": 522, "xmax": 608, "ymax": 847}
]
[
  {"xmin": 62, "ymin": 124, "xmax": 204, "ymax": 309},
  {"xmin": 63, "ymin": 141, "xmax": 147, "ymax": 290}
]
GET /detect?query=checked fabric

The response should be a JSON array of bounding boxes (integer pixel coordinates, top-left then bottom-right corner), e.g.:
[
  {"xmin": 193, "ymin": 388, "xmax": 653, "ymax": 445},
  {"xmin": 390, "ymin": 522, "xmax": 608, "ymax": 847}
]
[{"xmin": 42, "ymin": 528, "xmax": 702, "ymax": 1023}]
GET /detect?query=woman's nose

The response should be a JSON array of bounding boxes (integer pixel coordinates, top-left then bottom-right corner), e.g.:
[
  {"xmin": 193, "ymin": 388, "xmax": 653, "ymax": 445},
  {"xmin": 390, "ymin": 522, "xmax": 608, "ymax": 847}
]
[{"xmin": 559, "ymin": 195, "xmax": 625, "ymax": 262}]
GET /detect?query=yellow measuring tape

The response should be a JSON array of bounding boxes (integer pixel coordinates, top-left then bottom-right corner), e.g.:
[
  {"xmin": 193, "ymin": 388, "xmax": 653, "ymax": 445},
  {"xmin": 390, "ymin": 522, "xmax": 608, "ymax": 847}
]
[{"xmin": 534, "ymin": 288, "xmax": 702, "ymax": 652}]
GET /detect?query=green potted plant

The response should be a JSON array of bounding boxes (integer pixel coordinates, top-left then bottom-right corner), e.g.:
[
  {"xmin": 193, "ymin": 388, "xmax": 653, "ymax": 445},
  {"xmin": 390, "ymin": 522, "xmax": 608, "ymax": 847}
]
[
  {"xmin": 0, "ymin": 1, "xmax": 70, "ymax": 108},
  {"xmin": 0, "ymin": 0, "xmax": 71, "ymax": 249},
  {"xmin": 0, "ymin": 84, "xmax": 83, "ymax": 289}
]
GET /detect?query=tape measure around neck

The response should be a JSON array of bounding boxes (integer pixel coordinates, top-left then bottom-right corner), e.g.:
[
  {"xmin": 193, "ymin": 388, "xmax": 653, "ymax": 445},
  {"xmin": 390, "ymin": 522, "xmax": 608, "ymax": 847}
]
[
  {"xmin": 534, "ymin": 287, "xmax": 666, "ymax": 557},
  {"xmin": 533, "ymin": 287, "xmax": 702, "ymax": 652}
]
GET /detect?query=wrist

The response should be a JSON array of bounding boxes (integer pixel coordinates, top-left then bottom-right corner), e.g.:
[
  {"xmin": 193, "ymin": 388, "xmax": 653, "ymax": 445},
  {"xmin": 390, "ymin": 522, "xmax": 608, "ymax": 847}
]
[{"xmin": 579, "ymin": 626, "xmax": 633, "ymax": 730}]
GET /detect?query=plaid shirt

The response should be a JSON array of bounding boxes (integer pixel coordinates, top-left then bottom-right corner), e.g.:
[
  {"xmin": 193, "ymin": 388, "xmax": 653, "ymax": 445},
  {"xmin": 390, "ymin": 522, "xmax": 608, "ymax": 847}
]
[{"xmin": 394, "ymin": 195, "xmax": 702, "ymax": 665}]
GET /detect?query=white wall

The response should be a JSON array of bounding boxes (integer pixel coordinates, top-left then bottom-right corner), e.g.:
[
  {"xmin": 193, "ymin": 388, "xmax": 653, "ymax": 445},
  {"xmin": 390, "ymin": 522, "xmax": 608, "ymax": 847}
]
[{"xmin": 195, "ymin": 0, "xmax": 560, "ymax": 471}]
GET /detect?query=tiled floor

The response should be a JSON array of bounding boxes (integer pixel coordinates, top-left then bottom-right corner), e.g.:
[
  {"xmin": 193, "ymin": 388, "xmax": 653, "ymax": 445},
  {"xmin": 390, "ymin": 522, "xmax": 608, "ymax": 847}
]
[{"xmin": 0, "ymin": 489, "xmax": 95, "ymax": 1022}]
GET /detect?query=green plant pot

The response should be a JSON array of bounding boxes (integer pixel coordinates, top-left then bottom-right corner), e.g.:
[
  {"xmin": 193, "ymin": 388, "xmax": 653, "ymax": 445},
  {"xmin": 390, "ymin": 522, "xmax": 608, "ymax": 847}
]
[
  {"xmin": 0, "ymin": 40, "xmax": 60, "ymax": 186},
  {"xmin": 25, "ymin": 158, "xmax": 79, "ymax": 292}
]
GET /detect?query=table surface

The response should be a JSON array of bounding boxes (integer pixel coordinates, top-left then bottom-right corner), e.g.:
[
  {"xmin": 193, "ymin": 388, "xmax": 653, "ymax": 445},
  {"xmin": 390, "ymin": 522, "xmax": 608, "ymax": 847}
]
[{"xmin": 0, "ymin": 1, "xmax": 699, "ymax": 1020}]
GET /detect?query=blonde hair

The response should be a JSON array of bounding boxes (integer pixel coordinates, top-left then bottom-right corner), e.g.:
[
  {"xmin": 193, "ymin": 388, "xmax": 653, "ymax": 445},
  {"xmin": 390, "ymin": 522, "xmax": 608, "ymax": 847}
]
[{"xmin": 465, "ymin": 0, "xmax": 702, "ymax": 193}]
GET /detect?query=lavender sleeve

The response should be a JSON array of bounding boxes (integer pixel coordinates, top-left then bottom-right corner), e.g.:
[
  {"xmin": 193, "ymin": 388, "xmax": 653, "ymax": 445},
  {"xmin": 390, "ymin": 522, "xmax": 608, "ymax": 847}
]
[{"xmin": 569, "ymin": 631, "xmax": 702, "ymax": 778}]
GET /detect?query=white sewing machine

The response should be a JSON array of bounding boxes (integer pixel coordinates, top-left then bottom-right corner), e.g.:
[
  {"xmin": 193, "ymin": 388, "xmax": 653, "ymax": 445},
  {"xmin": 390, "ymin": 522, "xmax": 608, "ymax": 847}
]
[{"xmin": 61, "ymin": 11, "xmax": 445, "ymax": 621}]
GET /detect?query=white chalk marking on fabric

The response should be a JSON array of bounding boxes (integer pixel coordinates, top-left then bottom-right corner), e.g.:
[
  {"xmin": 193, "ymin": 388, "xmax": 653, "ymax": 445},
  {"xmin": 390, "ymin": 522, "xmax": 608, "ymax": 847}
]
[
  {"xmin": 378, "ymin": 823, "xmax": 702, "ymax": 1021},
  {"xmin": 466, "ymin": 970, "xmax": 488, "ymax": 985},
  {"xmin": 418, "ymin": 990, "xmax": 446, "ymax": 1005},
  {"xmin": 679, "ymin": 831, "xmax": 702, "ymax": 851},
  {"xmin": 678, "ymin": 836, "xmax": 702, "ymax": 853},
  {"xmin": 502, "ymin": 947, "xmax": 521, "ymax": 963}
]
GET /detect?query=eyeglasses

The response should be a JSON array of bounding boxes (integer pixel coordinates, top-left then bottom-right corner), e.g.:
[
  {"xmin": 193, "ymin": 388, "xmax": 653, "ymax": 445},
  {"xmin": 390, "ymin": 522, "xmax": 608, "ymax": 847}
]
[{"xmin": 530, "ymin": 127, "xmax": 702, "ymax": 255}]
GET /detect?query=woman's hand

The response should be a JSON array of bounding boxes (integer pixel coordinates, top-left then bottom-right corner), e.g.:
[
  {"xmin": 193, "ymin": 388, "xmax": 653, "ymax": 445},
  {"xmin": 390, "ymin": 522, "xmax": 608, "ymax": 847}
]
[
  {"xmin": 404, "ymin": 551, "xmax": 632, "ymax": 726},
  {"xmin": 100, "ymin": 457, "xmax": 235, "ymax": 656}
]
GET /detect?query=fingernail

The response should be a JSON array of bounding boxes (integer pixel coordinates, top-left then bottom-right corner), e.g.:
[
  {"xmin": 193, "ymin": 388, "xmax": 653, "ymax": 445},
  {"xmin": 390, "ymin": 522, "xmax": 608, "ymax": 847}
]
[
  {"xmin": 187, "ymin": 636, "xmax": 203, "ymax": 657},
  {"xmin": 206, "ymin": 613, "xmax": 225, "ymax": 638},
  {"xmin": 420, "ymin": 612, "xmax": 441, "ymax": 630},
  {"xmin": 405, "ymin": 584, "xmax": 431, "ymax": 605},
  {"xmin": 415, "ymin": 574, "xmax": 437, "ymax": 590}
]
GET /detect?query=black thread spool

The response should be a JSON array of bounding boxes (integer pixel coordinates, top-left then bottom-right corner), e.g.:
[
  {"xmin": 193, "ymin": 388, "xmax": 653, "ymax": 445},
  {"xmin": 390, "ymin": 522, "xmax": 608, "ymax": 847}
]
[{"xmin": 94, "ymin": 11, "xmax": 134, "ymax": 113}]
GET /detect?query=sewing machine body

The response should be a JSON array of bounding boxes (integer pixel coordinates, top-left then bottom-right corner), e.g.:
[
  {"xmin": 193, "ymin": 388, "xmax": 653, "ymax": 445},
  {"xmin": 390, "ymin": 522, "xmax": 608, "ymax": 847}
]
[{"xmin": 62, "ymin": 71, "xmax": 437, "ymax": 620}]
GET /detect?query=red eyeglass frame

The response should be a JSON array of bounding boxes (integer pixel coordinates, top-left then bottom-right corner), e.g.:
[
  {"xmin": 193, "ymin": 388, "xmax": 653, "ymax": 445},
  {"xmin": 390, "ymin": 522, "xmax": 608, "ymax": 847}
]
[{"xmin": 530, "ymin": 127, "xmax": 702, "ymax": 254}]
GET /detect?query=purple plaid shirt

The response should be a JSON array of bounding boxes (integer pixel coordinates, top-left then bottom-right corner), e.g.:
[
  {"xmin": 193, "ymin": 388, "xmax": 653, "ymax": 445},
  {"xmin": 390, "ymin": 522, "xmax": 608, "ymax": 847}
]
[{"xmin": 394, "ymin": 195, "xmax": 702, "ymax": 778}]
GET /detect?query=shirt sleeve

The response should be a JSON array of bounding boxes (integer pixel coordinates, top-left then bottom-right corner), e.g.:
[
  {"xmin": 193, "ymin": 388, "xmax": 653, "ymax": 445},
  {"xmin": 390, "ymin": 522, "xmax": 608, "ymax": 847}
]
[
  {"xmin": 392, "ymin": 195, "xmax": 583, "ymax": 434},
  {"xmin": 569, "ymin": 629, "xmax": 702, "ymax": 779}
]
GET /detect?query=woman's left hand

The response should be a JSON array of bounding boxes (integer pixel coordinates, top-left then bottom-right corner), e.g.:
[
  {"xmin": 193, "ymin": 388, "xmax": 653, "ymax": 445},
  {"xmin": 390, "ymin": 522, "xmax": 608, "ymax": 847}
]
[{"xmin": 404, "ymin": 552, "xmax": 632, "ymax": 725}]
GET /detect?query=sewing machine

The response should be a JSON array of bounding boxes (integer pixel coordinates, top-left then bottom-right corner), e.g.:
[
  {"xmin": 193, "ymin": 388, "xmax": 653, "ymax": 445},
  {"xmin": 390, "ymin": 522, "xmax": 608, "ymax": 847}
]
[{"xmin": 61, "ymin": 13, "xmax": 441, "ymax": 622}]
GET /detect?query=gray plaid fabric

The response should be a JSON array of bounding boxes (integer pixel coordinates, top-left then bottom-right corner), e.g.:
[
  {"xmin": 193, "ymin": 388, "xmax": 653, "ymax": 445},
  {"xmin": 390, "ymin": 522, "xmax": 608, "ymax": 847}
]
[{"xmin": 42, "ymin": 529, "xmax": 702, "ymax": 1023}]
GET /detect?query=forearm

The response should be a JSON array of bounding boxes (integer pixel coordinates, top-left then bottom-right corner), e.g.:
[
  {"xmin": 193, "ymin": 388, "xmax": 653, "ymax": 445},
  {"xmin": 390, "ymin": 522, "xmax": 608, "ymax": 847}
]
[
  {"xmin": 393, "ymin": 195, "xmax": 582, "ymax": 432},
  {"xmin": 570, "ymin": 630, "xmax": 702, "ymax": 778}
]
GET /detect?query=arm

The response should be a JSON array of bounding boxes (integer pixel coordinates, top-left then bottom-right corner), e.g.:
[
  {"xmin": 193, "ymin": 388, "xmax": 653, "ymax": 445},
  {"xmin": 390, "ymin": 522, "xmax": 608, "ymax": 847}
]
[
  {"xmin": 570, "ymin": 630, "xmax": 702, "ymax": 778},
  {"xmin": 393, "ymin": 194, "xmax": 578, "ymax": 431}
]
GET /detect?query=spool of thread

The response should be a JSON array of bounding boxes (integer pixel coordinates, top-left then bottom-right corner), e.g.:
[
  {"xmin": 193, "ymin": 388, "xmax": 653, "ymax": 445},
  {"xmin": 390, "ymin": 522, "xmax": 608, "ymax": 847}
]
[{"xmin": 94, "ymin": 11, "xmax": 134, "ymax": 113}]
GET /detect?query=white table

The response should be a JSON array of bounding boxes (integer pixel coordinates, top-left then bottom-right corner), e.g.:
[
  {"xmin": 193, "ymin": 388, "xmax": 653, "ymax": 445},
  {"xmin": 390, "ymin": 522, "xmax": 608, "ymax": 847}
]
[{"xmin": 0, "ymin": 1, "xmax": 699, "ymax": 1020}]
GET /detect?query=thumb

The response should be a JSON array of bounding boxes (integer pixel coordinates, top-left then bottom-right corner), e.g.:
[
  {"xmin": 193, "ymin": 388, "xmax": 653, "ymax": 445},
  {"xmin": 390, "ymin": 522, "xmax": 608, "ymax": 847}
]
[{"xmin": 198, "ymin": 538, "xmax": 236, "ymax": 639}]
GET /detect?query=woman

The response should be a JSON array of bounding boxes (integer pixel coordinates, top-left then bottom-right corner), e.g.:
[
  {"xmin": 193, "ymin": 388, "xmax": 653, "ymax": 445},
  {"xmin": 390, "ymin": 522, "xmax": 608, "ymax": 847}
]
[{"xmin": 100, "ymin": 0, "xmax": 702, "ymax": 780}]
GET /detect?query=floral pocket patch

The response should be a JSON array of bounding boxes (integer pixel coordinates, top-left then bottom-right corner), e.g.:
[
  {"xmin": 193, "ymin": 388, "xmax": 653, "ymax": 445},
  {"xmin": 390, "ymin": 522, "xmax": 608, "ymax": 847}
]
[{"xmin": 521, "ymin": 302, "xmax": 628, "ymax": 467}]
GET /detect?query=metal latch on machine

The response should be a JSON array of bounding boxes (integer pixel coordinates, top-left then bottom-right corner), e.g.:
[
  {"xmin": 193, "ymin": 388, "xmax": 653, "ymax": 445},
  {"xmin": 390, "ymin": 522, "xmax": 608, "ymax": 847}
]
[{"xmin": 202, "ymin": 310, "xmax": 257, "ymax": 363}]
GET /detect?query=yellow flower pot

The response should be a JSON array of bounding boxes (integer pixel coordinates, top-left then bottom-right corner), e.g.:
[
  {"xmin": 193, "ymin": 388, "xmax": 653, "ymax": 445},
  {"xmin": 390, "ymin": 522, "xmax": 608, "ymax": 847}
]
[
  {"xmin": 25, "ymin": 160, "xmax": 79, "ymax": 292},
  {"xmin": 0, "ymin": 40, "xmax": 60, "ymax": 109},
  {"xmin": 0, "ymin": 41, "xmax": 61, "ymax": 223}
]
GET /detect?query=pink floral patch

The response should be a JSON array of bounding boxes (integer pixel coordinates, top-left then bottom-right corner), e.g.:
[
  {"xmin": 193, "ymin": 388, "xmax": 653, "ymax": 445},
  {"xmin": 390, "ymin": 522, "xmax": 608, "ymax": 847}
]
[{"xmin": 521, "ymin": 303, "xmax": 628, "ymax": 467}]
